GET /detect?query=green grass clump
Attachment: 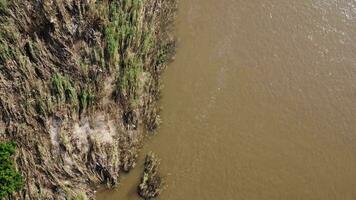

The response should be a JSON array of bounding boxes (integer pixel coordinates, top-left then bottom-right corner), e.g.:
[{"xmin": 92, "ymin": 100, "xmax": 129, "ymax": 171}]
[
  {"xmin": 0, "ymin": 42, "xmax": 10, "ymax": 62},
  {"xmin": 103, "ymin": 0, "xmax": 146, "ymax": 106},
  {"xmin": 141, "ymin": 32, "xmax": 154, "ymax": 55},
  {"xmin": 0, "ymin": 142, "xmax": 23, "ymax": 199},
  {"xmin": 105, "ymin": 18, "xmax": 119, "ymax": 66},
  {"xmin": 35, "ymin": 98, "xmax": 47, "ymax": 117},
  {"xmin": 51, "ymin": 73, "xmax": 96, "ymax": 113},
  {"xmin": 73, "ymin": 195, "xmax": 85, "ymax": 200},
  {"xmin": 156, "ymin": 43, "xmax": 172, "ymax": 67},
  {"xmin": 51, "ymin": 73, "xmax": 65, "ymax": 101},
  {"xmin": 0, "ymin": 20, "xmax": 21, "ymax": 64},
  {"xmin": 51, "ymin": 73, "xmax": 78, "ymax": 105},
  {"xmin": 104, "ymin": 2, "xmax": 122, "ymax": 68},
  {"xmin": 0, "ymin": 0, "xmax": 8, "ymax": 12},
  {"xmin": 119, "ymin": 54, "xmax": 142, "ymax": 102},
  {"xmin": 0, "ymin": 33, "xmax": 12, "ymax": 63},
  {"xmin": 78, "ymin": 88, "xmax": 95, "ymax": 113},
  {"xmin": 104, "ymin": 0, "xmax": 142, "ymax": 69}
]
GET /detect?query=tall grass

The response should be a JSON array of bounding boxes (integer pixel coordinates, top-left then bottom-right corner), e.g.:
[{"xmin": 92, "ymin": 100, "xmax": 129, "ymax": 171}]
[
  {"xmin": 0, "ymin": 0, "xmax": 8, "ymax": 12},
  {"xmin": 51, "ymin": 73, "xmax": 96, "ymax": 113},
  {"xmin": 79, "ymin": 88, "xmax": 95, "ymax": 113},
  {"xmin": 119, "ymin": 54, "xmax": 142, "ymax": 100},
  {"xmin": 51, "ymin": 73, "xmax": 78, "ymax": 106}
]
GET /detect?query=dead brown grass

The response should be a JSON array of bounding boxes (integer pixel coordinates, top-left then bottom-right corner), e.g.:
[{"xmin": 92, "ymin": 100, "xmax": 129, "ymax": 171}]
[{"xmin": 0, "ymin": 0, "xmax": 176, "ymax": 199}]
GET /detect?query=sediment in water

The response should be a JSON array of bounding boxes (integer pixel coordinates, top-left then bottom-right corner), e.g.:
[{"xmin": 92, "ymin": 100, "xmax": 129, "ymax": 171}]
[{"xmin": 0, "ymin": 0, "xmax": 176, "ymax": 199}]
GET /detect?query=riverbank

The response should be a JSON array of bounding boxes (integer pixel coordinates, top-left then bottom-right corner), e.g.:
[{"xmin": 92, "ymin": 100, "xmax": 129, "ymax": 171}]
[
  {"xmin": 0, "ymin": 0, "xmax": 176, "ymax": 199},
  {"xmin": 104, "ymin": 0, "xmax": 356, "ymax": 199}
]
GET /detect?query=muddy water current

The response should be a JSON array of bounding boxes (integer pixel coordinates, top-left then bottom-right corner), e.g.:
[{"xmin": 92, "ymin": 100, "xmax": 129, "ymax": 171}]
[{"xmin": 97, "ymin": 0, "xmax": 356, "ymax": 199}]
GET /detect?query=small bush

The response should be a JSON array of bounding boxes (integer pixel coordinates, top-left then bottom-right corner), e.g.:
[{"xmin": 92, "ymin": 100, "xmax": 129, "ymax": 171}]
[{"xmin": 0, "ymin": 142, "xmax": 23, "ymax": 199}]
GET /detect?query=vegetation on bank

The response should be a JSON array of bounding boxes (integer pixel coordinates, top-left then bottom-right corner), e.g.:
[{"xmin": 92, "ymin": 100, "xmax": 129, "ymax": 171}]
[
  {"xmin": 138, "ymin": 153, "xmax": 164, "ymax": 199},
  {"xmin": 0, "ymin": 142, "xmax": 23, "ymax": 199},
  {"xmin": 0, "ymin": 0, "xmax": 176, "ymax": 199}
]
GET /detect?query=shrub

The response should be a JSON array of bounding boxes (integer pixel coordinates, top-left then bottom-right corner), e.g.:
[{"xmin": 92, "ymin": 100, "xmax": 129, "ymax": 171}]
[{"xmin": 0, "ymin": 142, "xmax": 23, "ymax": 199}]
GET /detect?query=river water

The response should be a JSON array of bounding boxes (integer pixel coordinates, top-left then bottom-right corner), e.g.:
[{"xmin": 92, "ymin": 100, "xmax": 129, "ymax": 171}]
[{"xmin": 97, "ymin": 0, "xmax": 356, "ymax": 199}]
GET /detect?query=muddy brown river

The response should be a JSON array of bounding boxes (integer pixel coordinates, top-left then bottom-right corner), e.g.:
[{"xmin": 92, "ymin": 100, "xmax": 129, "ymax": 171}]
[{"xmin": 97, "ymin": 0, "xmax": 356, "ymax": 199}]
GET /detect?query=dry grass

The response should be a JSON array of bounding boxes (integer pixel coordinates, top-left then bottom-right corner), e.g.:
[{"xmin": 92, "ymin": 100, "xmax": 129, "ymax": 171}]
[{"xmin": 0, "ymin": 0, "xmax": 176, "ymax": 199}]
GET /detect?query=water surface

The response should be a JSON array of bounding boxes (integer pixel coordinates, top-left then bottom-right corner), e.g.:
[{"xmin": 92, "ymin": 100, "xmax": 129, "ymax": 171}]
[{"xmin": 98, "ymin": 0, "xmax": 356, "ymax": 199}]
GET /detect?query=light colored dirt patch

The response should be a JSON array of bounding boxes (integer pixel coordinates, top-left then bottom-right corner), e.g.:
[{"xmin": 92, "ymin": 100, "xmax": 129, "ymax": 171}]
[
  {"xmin": 49, "ymin": 118, "xmax": 61, "ymax": 149},
  {"xmin": 73, "ymin": 114, "xmax": 117, "ymax": 146}
]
